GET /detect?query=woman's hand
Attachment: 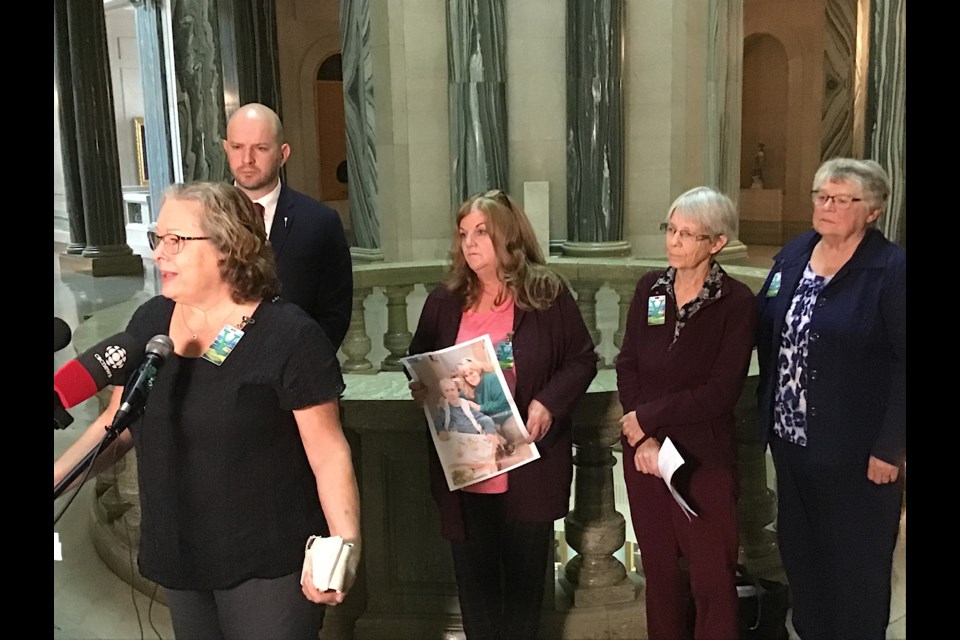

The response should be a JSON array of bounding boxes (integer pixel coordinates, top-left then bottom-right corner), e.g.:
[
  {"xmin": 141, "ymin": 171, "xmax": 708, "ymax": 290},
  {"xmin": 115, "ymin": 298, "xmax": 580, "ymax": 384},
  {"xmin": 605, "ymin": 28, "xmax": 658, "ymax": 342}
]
[
  {"xmin": 524, "ymin": 399, "xmax": 554, "ymax": 443},
  {"xmin": 867, "ymin": 455, "xmax": 900, "ymax": 484},
  {"xmin": 409, "ymin": 380, "xmax": 428, "ymax": 407},
  {"xmin": 633, "ymin": 438, "xmax": 661, "ymax": 477},
  {"xmin": 619, "ymin": 410, "xmax": 646, "ymax": 447},
  {"xmin": 300, "ymin": 538, "xmax": 362, "ymax": 605},
  {"xmin": 301, "ymin": 565, "xmax": 348, "ymax": 606},
  {"xmin": 466, "ymin": 400, "xmax": 481, "ymax": 412}
]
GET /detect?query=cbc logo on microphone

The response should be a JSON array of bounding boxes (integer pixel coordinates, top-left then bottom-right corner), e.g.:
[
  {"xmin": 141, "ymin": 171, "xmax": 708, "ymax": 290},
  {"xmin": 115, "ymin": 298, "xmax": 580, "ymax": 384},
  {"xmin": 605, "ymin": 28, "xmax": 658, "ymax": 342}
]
[
  {"xmin": 93, "ymin": 344, "xmax": 129, "ymax": 380},
  {"xmin": 103, "ymin": 345, "xmax": 128, "ymax": 370}
]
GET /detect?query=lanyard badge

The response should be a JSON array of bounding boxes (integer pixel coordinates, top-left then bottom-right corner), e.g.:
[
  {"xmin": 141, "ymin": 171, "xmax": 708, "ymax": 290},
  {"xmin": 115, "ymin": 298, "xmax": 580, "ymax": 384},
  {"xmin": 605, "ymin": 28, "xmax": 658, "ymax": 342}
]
[
  {"xmin": 202, "ymin": 324, "xmax": 245, "ymax": 366},
  {"xmin": 647, "ymin": 295, "xmax": 666, "ymax": 325},
  {"xmin": 766, "ymin": 271, "xmax": 782, "ymax": 298}
]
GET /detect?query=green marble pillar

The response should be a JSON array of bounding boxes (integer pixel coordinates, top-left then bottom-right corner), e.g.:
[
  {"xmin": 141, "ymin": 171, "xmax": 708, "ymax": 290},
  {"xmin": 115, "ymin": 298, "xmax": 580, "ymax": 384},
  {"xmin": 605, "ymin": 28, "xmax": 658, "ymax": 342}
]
[
  {"xmin": 341, "ymin": 0, "xmax": 382, "ymax": 254},
  {"xmin": 446, "ymin": 0, "xmax": 509, "ymax": 206},
  {"xmin": 172, "ymin": 0, "xmax": 230, "ymax": 182},
  {"xmin": 867, "ymin": 0, "xmax": 906, "ymax": 248},
  {"xmin": 58, "ymin": 0, "xmax": 141, "ymax": 276},
  {"xmin": 563, "ymin": 0, "xmax": 629, "ymax": 258}
]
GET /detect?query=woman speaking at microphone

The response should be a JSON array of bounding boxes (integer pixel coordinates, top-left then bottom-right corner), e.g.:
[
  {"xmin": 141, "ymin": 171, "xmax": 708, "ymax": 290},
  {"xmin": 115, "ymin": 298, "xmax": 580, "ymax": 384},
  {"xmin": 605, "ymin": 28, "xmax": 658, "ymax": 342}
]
[{"xmin": 53, "ymin": 182, "xmax": 360, "ymax": 639}]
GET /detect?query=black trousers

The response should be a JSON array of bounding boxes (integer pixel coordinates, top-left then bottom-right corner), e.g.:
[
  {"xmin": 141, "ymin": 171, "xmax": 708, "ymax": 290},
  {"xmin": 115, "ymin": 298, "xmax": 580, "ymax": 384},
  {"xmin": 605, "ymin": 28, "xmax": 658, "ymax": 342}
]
[
  {"xmin": 164, "ymin": 570, "xmax": 325, "ymax": 640},
  {"xmin": 771, "ymin": 437, "xmax": 903, "ymax": 640},
  {"xmin": 450, "ymin": 492, "xmax": 554, "ymax": 640}
]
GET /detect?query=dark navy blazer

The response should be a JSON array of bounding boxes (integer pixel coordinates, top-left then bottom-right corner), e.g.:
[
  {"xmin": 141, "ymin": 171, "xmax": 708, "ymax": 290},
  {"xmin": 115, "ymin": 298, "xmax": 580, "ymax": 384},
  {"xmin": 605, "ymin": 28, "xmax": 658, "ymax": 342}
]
[
  {"xmin": 269, "ymin": 184, "xmax": 353, "ymax": 349},
  {"xmin": 756, "ymin": 228, "xmax": 906, "ymax": 468}
]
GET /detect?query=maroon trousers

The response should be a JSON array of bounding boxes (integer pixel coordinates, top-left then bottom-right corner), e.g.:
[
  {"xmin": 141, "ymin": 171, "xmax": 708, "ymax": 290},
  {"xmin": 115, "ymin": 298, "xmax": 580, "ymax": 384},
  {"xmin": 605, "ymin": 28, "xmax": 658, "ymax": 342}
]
[{"xmin": 624, "ymin": 462, "xmax": 739, "ymax": 640}]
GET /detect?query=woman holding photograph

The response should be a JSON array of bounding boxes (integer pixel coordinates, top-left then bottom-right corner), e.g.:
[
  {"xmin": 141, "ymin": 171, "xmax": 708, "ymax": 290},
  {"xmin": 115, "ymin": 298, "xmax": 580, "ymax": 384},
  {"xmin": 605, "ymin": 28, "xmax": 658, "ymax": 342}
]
[{"xmin": 408, "ymin": 189, "xmax": 597, "ymax": 640}]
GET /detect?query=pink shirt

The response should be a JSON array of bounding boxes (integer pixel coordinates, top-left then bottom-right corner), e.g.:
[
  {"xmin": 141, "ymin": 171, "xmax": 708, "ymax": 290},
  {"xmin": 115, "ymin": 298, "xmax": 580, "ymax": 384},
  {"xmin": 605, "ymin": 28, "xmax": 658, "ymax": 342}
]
[{"xmin": 456, "ymin": 298, "xmax": 515, "ymax": 494}]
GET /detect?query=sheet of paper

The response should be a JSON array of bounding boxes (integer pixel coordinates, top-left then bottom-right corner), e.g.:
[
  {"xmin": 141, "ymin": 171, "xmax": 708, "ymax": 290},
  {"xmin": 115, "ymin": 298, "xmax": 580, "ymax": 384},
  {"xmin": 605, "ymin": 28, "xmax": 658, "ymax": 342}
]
[
  {"xmin": 658, "ymin": 437, "xmax": 698, "ymax": 520},
  {"xmin": 308, "ymin": 535, "xmax": 355, "ymax": 592}
]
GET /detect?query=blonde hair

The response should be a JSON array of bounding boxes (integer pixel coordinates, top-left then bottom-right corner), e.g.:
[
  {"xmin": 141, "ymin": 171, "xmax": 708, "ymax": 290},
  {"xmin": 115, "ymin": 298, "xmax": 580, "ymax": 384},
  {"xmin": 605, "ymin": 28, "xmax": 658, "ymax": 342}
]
[{"xmin": 445, "ymin": 189, "xmax": 566, "ymax": 311}]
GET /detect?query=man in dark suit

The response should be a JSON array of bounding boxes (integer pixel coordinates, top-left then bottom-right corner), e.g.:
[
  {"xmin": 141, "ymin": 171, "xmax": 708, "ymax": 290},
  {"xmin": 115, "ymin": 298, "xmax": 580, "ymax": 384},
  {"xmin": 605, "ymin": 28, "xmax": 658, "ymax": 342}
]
[{"xmin": 224, "ymin": 104, "xmax": 353, "ymax": 349}]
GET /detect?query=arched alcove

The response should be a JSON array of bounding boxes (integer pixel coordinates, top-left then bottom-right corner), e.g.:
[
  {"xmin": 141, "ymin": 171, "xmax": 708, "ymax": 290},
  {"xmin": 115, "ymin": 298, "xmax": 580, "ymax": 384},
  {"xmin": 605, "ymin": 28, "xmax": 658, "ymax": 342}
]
[
  {"xmin": 315, "ymin": 53, "xmax": 348, "ymax": 202},
  {"xmin": 741, "ymin": 34, "xmax": 788, "ymax": 190},
  {"xmin": 740, "ymin": 33, "xmax": 789, "ymax": 246}
]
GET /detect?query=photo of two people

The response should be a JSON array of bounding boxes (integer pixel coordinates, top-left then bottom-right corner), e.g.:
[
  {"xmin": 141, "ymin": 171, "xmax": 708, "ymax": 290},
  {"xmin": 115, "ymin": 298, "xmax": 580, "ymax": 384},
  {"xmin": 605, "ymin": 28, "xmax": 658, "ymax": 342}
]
[{"xmin": 401, "ymin": 336, "xmax": 539, "ymax": 490}]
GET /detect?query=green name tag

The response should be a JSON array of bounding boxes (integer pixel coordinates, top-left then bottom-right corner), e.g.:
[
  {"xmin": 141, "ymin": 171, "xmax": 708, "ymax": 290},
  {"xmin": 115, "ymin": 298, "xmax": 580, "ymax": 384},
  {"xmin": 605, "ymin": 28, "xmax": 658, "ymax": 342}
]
[
  {"xmin": 647, "ymin": 295, "xmax": 666, "ymax": 325},
  {"xmin": 766, "ymin": 272, "xmax": 782, "ymax": 298},
  {"xmin": 203, "ymin": 324, "xmax": 244, "ymax": 366}
]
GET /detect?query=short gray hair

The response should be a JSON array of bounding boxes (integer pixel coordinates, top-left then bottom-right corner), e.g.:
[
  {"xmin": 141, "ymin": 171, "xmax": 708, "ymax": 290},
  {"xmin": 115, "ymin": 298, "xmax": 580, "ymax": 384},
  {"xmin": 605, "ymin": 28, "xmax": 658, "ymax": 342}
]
[
  {"xmin": 665, "ymin": 186, "xmax": 737, "ymax": 240},
  {"xmin": 812, "ymin": 158, "xmax": 890, "ymax": 215}
]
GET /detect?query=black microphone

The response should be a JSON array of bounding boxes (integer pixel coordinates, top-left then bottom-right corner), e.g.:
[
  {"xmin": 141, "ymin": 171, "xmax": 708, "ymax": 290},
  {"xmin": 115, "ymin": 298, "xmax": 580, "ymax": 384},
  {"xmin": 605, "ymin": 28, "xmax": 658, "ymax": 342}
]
[
  {"xmin": 54, "ymin": 332, "xmax": 143, "ymax": 410},
  {"xmin": 54, "ymin": 318, "xmax": 72, "ymax": 353},
  {"xmin": 110, "ymin": 335, "xmax": 175, "ymax": 432}
]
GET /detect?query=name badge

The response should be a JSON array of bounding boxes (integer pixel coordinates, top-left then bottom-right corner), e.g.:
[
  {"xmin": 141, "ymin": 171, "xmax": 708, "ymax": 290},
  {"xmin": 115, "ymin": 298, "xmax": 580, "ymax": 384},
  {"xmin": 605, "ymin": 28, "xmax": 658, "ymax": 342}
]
[
  {"xmin": 496, "ymin": 332, "xmax": 514, "ymax": 370},
  {"xmin": 203, "ymin": 324, "xmax": 245, "ymax": 366},
  {"xmin": 647, "ymin": 295, "xmax": 666, "ymax": 325},
  {"xmin": 766, "ymin": 272, "xmax": 782, "ymax": 298}
]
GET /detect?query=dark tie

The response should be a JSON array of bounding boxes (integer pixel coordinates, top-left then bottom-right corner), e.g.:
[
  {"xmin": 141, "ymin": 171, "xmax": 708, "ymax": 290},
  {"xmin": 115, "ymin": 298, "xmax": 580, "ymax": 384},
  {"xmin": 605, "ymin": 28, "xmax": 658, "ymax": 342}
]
[{"xmin": 253, "ymin": 202, "xmax": 265, "ymax": 219}]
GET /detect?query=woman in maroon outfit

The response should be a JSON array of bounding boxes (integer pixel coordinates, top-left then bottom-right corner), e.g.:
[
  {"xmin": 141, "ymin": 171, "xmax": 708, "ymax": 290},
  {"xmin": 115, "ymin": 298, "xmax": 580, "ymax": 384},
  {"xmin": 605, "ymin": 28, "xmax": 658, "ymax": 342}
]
[
  {"xmin": 408, "ymin": 189, "xmax": 597, "ymax": 640},
  {"xmin": 616, "ymin": 187, "xmax": 756, "ymax": 640}
]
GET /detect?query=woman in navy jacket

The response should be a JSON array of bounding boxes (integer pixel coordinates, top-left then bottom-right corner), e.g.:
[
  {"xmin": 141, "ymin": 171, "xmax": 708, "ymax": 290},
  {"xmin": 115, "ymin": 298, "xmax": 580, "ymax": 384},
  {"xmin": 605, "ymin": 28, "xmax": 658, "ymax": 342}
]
[
  {"xmin": 616, "ymin": 187, "xmax": 757, "ymax": 640},
  {"xmin": 756, "ymin": 158, "xmax": 905, "ymax": 640},
  {"xmin": 408, "ymin": 189, "xmax": 597, "ymax": 640}
]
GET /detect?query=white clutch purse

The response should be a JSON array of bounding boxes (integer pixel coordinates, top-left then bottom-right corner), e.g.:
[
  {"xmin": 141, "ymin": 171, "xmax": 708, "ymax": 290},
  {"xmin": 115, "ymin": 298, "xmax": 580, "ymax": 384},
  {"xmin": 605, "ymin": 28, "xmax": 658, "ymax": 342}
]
[{"xmin": 300, "ymin": 535, "xmax": 356, "ymax": 592}]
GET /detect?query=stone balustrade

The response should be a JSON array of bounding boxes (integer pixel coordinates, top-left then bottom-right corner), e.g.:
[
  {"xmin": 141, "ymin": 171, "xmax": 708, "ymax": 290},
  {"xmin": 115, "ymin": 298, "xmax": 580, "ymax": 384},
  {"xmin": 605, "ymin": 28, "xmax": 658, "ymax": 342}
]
[
  {"xmin": 343, "ymin": 257, "xmax": 770, "ymax": 374},
  {"xmin": 78, "ymin": 256, "xmax": 777, "ymax": 639}
]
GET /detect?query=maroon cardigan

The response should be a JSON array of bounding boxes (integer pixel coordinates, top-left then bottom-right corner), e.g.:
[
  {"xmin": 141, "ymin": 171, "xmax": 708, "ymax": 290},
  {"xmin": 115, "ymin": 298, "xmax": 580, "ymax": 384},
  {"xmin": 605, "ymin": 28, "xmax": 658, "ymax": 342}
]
[
  {"xmin": 615, "ymin": 268, "xmax": 757, "ymax": 470},
  {"xmin": 409, "ymin": 284, "xmax": 598, "ymax": 541}
]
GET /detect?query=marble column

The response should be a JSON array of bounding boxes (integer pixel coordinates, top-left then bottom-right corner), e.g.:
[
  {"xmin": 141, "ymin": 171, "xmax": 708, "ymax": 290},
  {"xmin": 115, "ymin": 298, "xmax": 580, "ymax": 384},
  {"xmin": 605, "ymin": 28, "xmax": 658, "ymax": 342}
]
[
  {"xmin": 446, "ymin": 0, "xmax": 509, "ymax": 206},
  {"xmin": 172, "ymin": 0, "xmax": 230, "ymax": 182},
  {"xmin": 341, "ymin": 0, "xmax": 382, "ymax": 258},
  {"xmin": 218, "ymin": 0, "xmax": 283, "ymax": 114},
  {"xmin": 57, "ymin": 0, "xmax": 142, "ymax": 276},
  {"xmin": 705, "ymin": 0, "xmax": 747, "ymax": 262},
  {"xmin": 562, "ymin": 0, "xmax": 630, "ymax": 258},
  {"xmin": 822, "ymin": 0, "xmax": 860, "ymax": 160},
  {"xmin": 866, "ymin": 0, "xmax": 906, "ymax": 248},
  {"xmin": 132, "ymin": 0, "xmax": 176, "ymax": 221},
  {"xmin": 54, "ymin": 0, "xmax": 86, "ymax": 255}
]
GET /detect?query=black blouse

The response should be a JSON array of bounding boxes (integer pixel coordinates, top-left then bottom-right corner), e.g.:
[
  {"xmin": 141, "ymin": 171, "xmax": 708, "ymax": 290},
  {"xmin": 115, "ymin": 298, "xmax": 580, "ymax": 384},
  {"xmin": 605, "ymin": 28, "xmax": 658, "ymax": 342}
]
[{"xmin": 124, "ymin": 295, "xmax": 344, "ymax": 590}]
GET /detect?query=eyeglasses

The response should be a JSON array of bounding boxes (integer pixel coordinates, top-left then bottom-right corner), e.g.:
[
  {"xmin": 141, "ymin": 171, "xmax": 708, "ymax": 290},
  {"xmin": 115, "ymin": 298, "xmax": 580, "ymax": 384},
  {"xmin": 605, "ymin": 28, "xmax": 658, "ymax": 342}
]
[
  {"xmin": 147, "ymin": 230, "xmax": 211, "ymax": 254},
  {"xmin": 660, "ymin": 223, "xmax": 712, "ymax": 243},
  {"xmin": 811, "ymin": 191, "xmax": 863, "ymax": 210}
]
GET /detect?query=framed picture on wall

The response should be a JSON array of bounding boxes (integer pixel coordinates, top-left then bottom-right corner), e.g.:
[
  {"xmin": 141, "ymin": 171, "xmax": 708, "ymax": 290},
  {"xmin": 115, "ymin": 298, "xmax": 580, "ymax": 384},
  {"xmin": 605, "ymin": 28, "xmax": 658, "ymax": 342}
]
[{"xmin": 133, "ymin": 117, "xmax": 149, "ymax": 186}]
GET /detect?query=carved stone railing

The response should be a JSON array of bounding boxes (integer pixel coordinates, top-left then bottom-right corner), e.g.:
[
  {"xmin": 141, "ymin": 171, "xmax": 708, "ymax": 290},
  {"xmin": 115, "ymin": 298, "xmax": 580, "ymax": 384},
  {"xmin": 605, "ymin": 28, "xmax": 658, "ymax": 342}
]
[
  {"xmin": 342, "ymin": 257, "xmax": 771, "ymax": 375},
  {"xmin": 76, "ymin": 257, "xmax": 776, "ymax": 639}
]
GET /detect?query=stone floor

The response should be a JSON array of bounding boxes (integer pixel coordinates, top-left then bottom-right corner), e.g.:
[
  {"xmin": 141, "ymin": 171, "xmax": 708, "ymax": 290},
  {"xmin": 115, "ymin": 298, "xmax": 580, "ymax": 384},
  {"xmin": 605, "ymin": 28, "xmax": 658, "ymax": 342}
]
[{"xmin": 53, "ymin": 244, "xmax": 905, "ymax": 639}]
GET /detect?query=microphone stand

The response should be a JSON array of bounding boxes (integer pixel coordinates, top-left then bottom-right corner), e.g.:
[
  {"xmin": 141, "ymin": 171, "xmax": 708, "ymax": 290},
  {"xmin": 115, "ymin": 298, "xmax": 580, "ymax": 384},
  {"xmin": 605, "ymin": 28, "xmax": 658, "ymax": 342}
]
[{"xmin": 53, "ymin": 418, "xmax": 133, "ymax": 500}]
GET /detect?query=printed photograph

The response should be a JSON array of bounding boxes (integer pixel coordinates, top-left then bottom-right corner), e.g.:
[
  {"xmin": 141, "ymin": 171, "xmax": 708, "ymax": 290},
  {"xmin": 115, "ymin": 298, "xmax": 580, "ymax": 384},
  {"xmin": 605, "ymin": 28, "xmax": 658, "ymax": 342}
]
[{"xmin": 401, "ymin": 335, "xmax": 540, "ymax": 491}]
